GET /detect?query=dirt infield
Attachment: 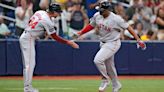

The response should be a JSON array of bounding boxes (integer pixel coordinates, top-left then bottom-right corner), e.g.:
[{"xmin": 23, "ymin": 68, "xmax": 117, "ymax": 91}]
[{"xmin": 0, "ymin": 75, "xmax": 164, "ymax": 80}]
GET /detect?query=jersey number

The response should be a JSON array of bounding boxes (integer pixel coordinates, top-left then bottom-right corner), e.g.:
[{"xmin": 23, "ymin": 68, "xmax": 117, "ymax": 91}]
[{"xmin": 29, "ymin": 20, "xmax": 38, "ymax": 29}]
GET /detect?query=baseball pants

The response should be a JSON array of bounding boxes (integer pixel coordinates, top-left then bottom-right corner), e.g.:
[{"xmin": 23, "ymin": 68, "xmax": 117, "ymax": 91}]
[
  {"xmin": 94, "ymin": 39, "xmax": 121, "ymax": 85},
  {"xmin": 19, "ymin": 31, "xmax": 36, "ymax": 88}
]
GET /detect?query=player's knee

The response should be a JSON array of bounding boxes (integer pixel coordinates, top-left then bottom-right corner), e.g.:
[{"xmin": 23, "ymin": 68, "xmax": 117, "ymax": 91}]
[
  {"xmin": 94, "ymin": 57, "xmax": 104, "ymax": 65},
  {"xmin": 23, "ymin": 65, "xmax": 29, "ymax": 70},
  {"xmin": 23, "ymin": 64, "xmax": 35, "ymax": 70}
]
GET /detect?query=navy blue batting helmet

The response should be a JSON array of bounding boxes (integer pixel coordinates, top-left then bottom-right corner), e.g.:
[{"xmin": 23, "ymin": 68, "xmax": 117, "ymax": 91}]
[
  {"xmin": 49, "ymin": 3, "xmax": 62, "ymax": 13},
  {"xmin": 98, "ymin": 0, "xmax": 112, "ymax": 10}
]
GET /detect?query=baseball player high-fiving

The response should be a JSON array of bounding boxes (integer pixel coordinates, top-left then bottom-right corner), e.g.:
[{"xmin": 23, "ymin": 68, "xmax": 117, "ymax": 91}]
[
  {"xmin": 76, "ymin": 0, "xmax": 146, "ymax": 92},
  {"xmin": 19, "ymin": 3, "xmax": 79, "ymax": 92}
]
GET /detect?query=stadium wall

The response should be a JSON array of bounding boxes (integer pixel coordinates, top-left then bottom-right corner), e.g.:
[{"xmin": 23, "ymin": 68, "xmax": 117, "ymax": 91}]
[{"xmin": 0, "ymin": 40, "xmax": 164, "ymax": 75}]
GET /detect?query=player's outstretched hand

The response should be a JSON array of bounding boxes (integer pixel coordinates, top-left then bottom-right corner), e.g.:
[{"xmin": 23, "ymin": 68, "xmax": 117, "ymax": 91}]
[
  {"xmin": 137, "ymin": 40, "xmax": 146, "ymax": 50},
  {"xmin": 67, "ymin": 40, "xmax": 79, "ymax": 49}
]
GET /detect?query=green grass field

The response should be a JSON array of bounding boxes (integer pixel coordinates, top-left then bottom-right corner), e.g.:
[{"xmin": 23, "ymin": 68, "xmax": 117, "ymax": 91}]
[{"xmin": 0, "ymin": 77, "xmax": 164, "ymax": 92}]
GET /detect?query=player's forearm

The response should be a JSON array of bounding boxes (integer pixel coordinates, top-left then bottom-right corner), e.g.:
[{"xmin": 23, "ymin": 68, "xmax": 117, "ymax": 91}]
[
  {"xmin": 79, "ymin": 24, "xmax": 94, "ymax": 36},
  {"xmin": 127, "ymin": 26, "xmax": 140, "ymax": 41},
  {"xmin": 51, "ymin": 33, "xmax": 68, "ymax": 44}
]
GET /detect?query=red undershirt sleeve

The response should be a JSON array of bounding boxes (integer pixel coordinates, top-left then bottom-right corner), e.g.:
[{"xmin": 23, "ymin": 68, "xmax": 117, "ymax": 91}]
[{"xmin": 80, "ymin": 24, "xmax": 94, "ymax": 35}]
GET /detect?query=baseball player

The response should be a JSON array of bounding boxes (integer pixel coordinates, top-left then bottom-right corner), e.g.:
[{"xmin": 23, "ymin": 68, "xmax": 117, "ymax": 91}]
[
  {"xmin": 75, "ymin": 1, "xmax": 146, "ymax": 92},
  {"xmin": 19, "ymin": 3, "xmax": 79, "ymax": 92}
]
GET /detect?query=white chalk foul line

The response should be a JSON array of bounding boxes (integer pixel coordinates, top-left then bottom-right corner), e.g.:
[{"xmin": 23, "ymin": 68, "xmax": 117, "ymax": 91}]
[{"xmin": 5, "ymin": 87, "xmax": 78, "ymax": 90}]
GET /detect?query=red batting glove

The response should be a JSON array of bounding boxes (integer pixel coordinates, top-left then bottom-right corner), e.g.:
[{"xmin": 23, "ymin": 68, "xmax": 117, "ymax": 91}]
[{"xmin": 137, "ymin": 40, "xmax": 147, "ymax": 50}]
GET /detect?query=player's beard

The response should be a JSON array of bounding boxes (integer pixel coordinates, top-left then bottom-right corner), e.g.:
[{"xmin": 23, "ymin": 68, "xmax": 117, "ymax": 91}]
[
  {"xmin": 100, "ymin": 11, "xmax": 103, "ymax": 15},
  {"xmin": 99, "ymin": 10, "xmax": 105, "ymax": 15},
  {"xmin": 99, "ymin": 8, "xmax": 105, "ymax": 15}
]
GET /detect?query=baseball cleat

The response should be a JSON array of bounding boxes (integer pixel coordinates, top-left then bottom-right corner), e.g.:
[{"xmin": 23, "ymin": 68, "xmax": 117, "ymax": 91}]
[
  {"xmin": 99, "ymin": 79, "xmax": 110, "ymax": 92},
  {"xmin": 24, "ymin": 86, "xmax": 39, "ymax": 92},
  {"xmin": 112, "ymin": 82, "xmax": 122, "ymax": 92}
]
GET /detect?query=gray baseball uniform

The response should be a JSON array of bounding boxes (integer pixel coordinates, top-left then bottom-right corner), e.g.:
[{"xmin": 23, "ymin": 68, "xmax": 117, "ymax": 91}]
[
  {"xmin": 19, "ymin": 10, "xmax": 56, "ymax": 88},
  {"xmin": 90, "ymin": 12, "xmax": 129, "ymax": 87}
]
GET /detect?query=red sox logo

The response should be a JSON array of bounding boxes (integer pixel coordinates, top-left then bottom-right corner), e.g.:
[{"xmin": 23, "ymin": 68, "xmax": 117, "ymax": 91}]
[{"xmin": 98, "ymin": 23, "xmax": 111, "ymax": 32}]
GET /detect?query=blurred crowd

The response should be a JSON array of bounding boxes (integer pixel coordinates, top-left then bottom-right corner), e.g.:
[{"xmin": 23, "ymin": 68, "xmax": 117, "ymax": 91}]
[{"xmin": 0, "ymin": 0, "xmax": 164, "ymax": 41}]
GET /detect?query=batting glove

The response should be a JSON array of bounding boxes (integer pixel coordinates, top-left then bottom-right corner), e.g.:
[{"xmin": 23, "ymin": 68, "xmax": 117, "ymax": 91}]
[
  {"xmin": 137, "ymin": 40, "xmax": 147, "ymax": 50},
  {"xmin": 72, "ymin": 31, "xmax": 81, "ymax": 40}
]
